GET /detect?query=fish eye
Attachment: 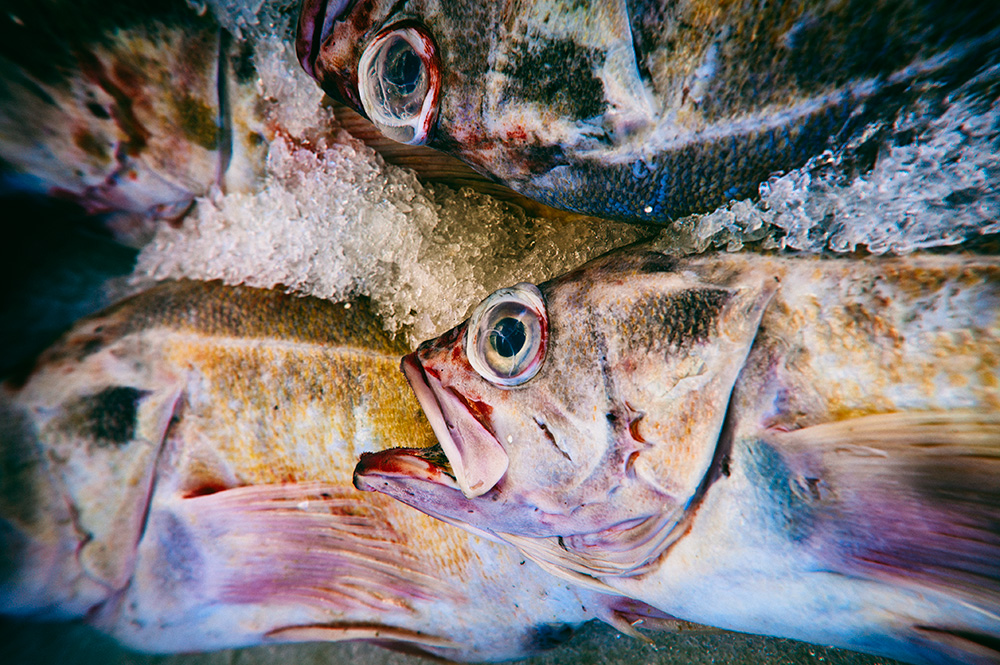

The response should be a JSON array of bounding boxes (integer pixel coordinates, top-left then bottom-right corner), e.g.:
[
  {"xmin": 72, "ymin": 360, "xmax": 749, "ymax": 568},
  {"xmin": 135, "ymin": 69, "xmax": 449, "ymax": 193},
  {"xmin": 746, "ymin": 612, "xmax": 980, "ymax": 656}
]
[
  {"xmin": 357, "ymin": 23, "xmax": 440, "ymax": 145},
  {"xmin": 467, "ymin": 283, "xmax": 547, "ymax": 387}
]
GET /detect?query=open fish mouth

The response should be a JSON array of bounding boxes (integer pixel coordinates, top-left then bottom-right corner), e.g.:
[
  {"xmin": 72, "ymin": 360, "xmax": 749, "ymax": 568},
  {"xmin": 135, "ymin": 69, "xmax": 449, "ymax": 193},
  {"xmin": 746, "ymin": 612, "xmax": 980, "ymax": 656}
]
[{"xmin": 354, "ymin": 352, "xmax": 509, "ymax": 499}]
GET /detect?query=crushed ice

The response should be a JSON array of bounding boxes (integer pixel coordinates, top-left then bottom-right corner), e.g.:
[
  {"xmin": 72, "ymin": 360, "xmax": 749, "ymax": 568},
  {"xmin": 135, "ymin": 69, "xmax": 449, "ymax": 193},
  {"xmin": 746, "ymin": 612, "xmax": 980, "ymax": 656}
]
[
  {"xmin": 138, "ymin": 3, "xmax": 998, "ymax": 344},
  {"xmin": 661, "ymin": 68, "xmax": 1000, "ymax": 255}
]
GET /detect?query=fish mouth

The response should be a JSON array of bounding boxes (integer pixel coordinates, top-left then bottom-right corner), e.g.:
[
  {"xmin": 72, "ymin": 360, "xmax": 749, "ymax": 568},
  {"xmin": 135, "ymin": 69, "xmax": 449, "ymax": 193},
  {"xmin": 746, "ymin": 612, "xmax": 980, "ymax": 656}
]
[
  {"xmin": 356, "ymin": 352, "xmax": 509, "ymax": 499},
  {"xmin": 296, "ymin": 0, "xmax": 352, "ymax": 81},
  {"xmin": 354, "ymin": 442, "xmax": 459, "ymax": 490}
]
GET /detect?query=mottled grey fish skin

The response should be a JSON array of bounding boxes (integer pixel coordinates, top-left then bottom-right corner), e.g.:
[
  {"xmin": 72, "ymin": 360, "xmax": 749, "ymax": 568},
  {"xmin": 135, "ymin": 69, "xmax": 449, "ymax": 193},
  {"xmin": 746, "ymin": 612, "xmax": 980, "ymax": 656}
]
[
  {"xmin": 0, "ymin": 279, "xmax": 672, "ymax": 661},
  {"xmin": 301, "ymin": 0, "xmax": 1000, "ymax": 223},
  {"xmin": 356, "ymin": 249, "xmax": 1000, "ymax": 665}
]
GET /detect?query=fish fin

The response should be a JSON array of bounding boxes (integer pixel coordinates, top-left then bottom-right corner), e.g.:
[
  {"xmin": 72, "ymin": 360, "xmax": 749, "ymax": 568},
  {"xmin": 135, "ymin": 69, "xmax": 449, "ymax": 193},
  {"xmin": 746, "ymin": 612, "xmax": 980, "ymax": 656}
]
[
  {"xmin": 589, "ymin": 595, "xmax": 716, "ymax": 641},
  {"xmin": 266, "ymin": 624, "xmax": 457, "ymax": 649},
  {"xmin": 763, "ymin": 410, "xmax": 1000, "ymax": 616},
  {"xmin": 121, "ymin": 481, "xmax": 461, "ymax": 642},
  {"xmin": 498, "ymin": 532, "xmax": 620, "ymax": 594}
]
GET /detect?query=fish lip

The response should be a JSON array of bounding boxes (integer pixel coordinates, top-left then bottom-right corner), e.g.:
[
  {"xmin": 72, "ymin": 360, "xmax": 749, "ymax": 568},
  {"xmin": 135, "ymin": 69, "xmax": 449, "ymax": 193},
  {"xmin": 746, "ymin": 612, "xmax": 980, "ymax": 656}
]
[
  {"xmin": 400, "ymin": 352, "xmax": 509, "ymax": 498},
  {"xmin": 353, "ymin": 444, "xmax": 460, "ymax": 491},
  {"xmin": 296, "ymin": 0, "xmax": 352, "ymax": 81}
]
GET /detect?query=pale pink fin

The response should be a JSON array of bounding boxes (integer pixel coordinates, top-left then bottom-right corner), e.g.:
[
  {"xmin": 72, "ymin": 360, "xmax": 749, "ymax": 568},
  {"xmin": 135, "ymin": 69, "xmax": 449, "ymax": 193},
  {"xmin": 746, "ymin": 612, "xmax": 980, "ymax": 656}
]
[
  {"xmin": 589, "ymin": 594, "xmax": 717, "ymax": 641},
  {"xmin": 763, "ymin": 411, "xmax": 1000, "ymax": 650},
  {"xmin": 164, "ymin": 482, "xmax": 461, "ymax": 615},
  {"xmin": 267, "ymin": 624, "xmax": 457, "ymax": 649}
]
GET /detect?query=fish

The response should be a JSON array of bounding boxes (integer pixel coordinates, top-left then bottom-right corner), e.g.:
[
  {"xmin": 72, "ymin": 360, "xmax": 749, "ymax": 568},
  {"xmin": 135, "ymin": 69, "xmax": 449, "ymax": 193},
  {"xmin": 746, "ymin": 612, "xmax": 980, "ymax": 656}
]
[
  {"xmin": 0, "ymin": 279, "xmax": 675, "ymax": 661},
  {"xmin": 296, "ymin": 0, "xmax": 1000, "ymax": 224},
  {"xmin": 355, "ymin": 247, "xmax": 1000, "ymax": 665},
  {"xmin": 0, "ymin": 0, "xmax": 269, "ymax": 242}
]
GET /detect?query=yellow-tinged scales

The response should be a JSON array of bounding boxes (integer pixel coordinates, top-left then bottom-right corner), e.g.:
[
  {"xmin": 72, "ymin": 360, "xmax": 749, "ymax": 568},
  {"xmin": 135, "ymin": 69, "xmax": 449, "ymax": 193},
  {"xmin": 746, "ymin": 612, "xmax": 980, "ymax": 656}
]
[{"xmin": 1, "ymin": 280, "xmax": 653, "ymax": 661}]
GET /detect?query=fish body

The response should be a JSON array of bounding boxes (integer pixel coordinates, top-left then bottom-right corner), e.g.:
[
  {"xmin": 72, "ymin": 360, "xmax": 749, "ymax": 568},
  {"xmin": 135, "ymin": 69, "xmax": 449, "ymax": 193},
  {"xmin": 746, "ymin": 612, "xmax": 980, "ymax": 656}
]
[
  {"xmin": 298, "ymin": 0, "xmax": 1000, "ymax": 222},
  {"xmin": 356, "ymin": 248, "xmax": 1000, "ymax": 664},
  {"xmin": 0, "ymin": 280, "xmax": 663, "ymax": 661},
  {"xmin": 0, "ymin": 0, "xmax": 269, "ymax": 239}
]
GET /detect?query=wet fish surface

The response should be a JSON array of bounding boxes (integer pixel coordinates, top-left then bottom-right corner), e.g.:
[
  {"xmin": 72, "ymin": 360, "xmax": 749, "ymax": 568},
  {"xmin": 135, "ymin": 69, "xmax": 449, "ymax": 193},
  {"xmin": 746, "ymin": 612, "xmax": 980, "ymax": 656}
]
[
  {"xmin": 0, "ymin": 0, "xmax": 269, "ymax": 241},
  {"xmin": 356, "ymin": 247, "xmax": 1000, "ymax": 664},
  {"xmin": 0, "ymin": 279, "xmax": 667, "ymax": 661},
  {"xmin": 298, "ymin": 0, "xmax": 1000, "ymax": 223}
]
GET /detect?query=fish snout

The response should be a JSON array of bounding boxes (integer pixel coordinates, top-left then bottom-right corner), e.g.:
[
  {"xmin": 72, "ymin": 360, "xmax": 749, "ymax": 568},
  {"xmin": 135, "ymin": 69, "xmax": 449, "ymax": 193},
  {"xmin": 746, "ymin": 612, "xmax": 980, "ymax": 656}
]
[{"xmin": 401, "ymin": 351, "xmax": 509, "ymax": 498}]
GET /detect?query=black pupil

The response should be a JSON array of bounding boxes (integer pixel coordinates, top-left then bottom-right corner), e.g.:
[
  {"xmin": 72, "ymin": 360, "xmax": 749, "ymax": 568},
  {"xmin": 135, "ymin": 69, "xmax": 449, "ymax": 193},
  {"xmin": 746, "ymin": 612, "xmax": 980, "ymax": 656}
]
[
  {"xmin": 384, "ymin": 40, "xmax": 422, "ymax": 95},
  {"xmin": 490, "ymin": 317, "xmax": 527, "ymax": 359}
]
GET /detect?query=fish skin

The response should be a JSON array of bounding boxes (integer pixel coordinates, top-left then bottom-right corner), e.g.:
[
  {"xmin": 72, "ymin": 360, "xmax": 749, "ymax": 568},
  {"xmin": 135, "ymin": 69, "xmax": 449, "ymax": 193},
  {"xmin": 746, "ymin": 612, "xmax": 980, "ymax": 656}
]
[
  {"xmin": 0, "ymin": 280, "xmax": 673, "ymax": 661},
  {"xmin": 0, "ymin": 0, "xmax": 269, "ymax": 241},
  {"xmin": 356, "ymin": 248, "xmax": 1000, "ymax": 665},
  {"xmin": 299, "ymin": 0, "xmax": 1000, "ymax": 223}
]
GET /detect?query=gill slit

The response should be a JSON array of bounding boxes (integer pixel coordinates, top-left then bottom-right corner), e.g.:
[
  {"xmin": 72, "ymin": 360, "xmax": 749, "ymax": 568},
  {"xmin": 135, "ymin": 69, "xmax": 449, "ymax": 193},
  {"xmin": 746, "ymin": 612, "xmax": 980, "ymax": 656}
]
[{"xmin": 215, "ymin": 29, "xmax": 234, "ymax": 192}]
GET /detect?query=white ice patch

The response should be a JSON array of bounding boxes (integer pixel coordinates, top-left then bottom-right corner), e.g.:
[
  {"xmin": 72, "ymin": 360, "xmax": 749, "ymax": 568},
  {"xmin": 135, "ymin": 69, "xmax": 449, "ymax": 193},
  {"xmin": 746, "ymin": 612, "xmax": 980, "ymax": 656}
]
[
  {"xmin": 658, "ymin": 93, "xmax": 1000, "ymax": 255},
  {"xmin": 135, "ymin": 128, "xmax": 647, "ymax": 345}
]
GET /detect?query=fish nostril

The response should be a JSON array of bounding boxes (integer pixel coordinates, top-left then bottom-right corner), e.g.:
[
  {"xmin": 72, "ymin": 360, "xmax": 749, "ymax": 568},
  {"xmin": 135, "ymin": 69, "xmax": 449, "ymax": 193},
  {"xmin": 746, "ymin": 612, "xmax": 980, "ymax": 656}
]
[{"xmin": 624, "ymin": 451, "xmax": 641, "ymax": 479}]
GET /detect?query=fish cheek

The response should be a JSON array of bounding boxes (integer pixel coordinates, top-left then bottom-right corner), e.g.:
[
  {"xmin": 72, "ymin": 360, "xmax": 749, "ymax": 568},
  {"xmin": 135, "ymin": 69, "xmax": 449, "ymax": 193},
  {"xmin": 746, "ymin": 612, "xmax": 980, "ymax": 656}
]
[
  {"xmin": 147, "ymin": 510, "xmax": 204, "ymax": 598},
  {"xmin": 36, "ymin": 345, "xmax": 184, "ymax": 591}
]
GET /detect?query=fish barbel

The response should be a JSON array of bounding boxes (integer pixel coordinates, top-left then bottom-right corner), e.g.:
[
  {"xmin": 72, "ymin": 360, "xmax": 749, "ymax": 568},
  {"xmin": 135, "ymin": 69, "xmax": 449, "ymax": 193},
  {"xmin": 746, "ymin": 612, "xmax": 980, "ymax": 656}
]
[
  {"xmin": 297, "ymin": 0, "xmax": 1000, "ymax": 223},
  {"xmin": 0, "ymin": 0, "xmax": 268, "ymax": 240},
  {"xmin": 356, "ymin": 247, "xmax": 1000, "ymax": 664},
  {"xmin": 0, "ymin": 279, "xmax": 669, "ymax": 661}
]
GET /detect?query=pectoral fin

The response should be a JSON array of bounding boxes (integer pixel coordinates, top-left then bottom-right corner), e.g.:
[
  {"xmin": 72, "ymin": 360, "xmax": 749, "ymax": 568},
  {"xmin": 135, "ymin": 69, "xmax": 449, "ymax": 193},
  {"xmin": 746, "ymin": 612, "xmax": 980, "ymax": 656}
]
[
  {"xmin": 107, "ymin": 482, "xmax": 460, "ymax": 651},
  {"xmin": 763, "ymin": 410, "xmax": 1000, "ymax": 622}
]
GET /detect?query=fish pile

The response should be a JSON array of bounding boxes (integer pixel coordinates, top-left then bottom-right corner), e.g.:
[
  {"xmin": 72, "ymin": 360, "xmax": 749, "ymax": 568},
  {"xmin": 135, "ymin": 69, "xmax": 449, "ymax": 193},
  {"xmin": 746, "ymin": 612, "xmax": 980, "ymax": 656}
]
[
  {"xmin": 1, "ymin": 279, "xmax": 671, "ymax": 661},
  {"xmin": 1, "ymin": 0, "xmax": 999, "ymax": 665}
]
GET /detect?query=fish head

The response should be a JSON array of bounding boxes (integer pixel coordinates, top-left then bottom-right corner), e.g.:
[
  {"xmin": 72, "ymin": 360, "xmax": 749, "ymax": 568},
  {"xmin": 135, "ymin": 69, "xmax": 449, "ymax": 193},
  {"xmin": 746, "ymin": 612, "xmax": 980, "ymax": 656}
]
[
  {"xmin": 356, "ymin": 250, "xmax": 775, "ymax": 565},
  {"xmin": 298, "ymin": 0, "xmax": 442, "ymax": 145},
  {"xmin": 296, "ymin": 0, "xmax": 647, "ymax": 183},
  {"xmin": 0, "ymin": 308, "xmax": 182, "ymax": 618}
]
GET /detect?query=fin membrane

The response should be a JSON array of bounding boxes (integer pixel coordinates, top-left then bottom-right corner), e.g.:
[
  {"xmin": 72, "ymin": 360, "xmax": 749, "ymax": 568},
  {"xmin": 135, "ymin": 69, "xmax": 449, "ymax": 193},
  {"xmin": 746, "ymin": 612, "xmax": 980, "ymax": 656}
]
[
  {"xmin": 158, "ymin": 482, "xmax": 460, "ymax": 615},
  {"xmin": 765, "ymin": 411, "xmax": 1000, "ymax": 606}
]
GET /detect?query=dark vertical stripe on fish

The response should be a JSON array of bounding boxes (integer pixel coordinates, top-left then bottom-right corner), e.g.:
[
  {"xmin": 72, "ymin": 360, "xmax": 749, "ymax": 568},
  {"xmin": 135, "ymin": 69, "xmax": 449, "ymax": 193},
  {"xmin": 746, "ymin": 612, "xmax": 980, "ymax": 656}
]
[{"xmin": 215, "ymin": 28, "xmax": 233, "ymax": 191}]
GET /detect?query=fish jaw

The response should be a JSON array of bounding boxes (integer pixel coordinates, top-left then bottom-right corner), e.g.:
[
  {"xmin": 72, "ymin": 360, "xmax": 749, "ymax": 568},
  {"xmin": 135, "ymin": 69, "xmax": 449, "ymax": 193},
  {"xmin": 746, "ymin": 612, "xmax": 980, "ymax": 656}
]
[
  {"xmin": 296, "ymin": 0, "xmax": 361, "ymax": 83},
  {"xmin": 400, "ymin": 350, "xmax": 509, "ymax": 498}
]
